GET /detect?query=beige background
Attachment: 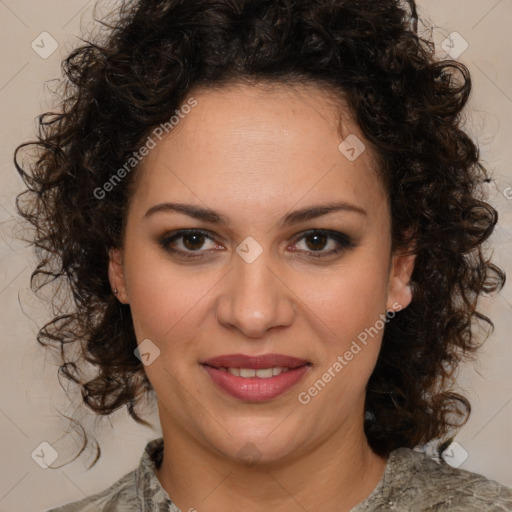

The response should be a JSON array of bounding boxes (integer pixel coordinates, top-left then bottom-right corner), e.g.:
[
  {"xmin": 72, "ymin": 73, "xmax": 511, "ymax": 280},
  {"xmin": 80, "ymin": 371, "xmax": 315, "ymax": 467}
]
[{"xmin": 0, "ymin": 1, "xmax": 511, "ymax": 510}]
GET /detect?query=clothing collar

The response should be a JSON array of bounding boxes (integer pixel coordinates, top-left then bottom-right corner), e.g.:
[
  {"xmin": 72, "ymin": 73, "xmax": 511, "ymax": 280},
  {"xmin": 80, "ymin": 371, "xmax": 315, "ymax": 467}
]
[
  {"xmin": 134, "ymin": 437, "xmax": 417, "ymax": 511},
  {"xmin": 135, "ymin": 437, "xmax": 180, "ymax": 512}
]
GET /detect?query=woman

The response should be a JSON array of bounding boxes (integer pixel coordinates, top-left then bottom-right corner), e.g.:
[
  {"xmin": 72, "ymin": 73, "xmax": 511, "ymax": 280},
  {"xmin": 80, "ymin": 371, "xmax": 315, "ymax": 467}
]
[{"xmin": 15, "ymin": 0, "xmax": 512, "ymax": 510}]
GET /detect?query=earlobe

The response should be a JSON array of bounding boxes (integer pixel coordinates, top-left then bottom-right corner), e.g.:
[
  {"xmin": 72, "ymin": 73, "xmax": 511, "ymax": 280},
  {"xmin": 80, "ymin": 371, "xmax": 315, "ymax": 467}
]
[
  {"xmin": 108, "ymin": 248, "xmax": 128, "ymax": 303},
  {"xmin": 386, "ymin": 250, "xmax": 416, "ymax": 312}
]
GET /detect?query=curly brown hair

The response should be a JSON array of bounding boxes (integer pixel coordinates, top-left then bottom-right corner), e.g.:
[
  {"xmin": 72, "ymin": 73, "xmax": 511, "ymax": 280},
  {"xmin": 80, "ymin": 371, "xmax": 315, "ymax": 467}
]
[{"xmin": 15, "ymin": 0, "xmax": 505, "ymax": 467}]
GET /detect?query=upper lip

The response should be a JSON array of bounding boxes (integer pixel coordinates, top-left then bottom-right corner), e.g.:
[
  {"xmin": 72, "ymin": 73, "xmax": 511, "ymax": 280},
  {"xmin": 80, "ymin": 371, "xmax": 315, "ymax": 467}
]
[{"xmin": 201, "ymin": 353, "xmax": 309, "ymax": 369}]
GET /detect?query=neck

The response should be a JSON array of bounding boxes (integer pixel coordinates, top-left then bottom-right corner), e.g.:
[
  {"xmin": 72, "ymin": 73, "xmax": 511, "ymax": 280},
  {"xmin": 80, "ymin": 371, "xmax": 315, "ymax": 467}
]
[{"xmin": 155, "ymin": 416, "xmax": 387, "ymax": 512}]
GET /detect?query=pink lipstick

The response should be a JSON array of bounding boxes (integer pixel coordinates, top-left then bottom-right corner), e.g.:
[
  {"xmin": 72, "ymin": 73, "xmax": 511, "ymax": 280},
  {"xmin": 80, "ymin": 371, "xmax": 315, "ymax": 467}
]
[{"xmin": 201, "ymin": 353, "xmax": 311, "ymax": 402}]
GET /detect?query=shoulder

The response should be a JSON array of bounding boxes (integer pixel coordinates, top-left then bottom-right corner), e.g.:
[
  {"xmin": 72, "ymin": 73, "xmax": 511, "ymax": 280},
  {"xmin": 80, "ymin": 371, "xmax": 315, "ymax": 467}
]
[
  {"xmin": 44, "ymin": 437, "xmax": 176, "ymax": 512},
  {"xmin": 44, "ymin": 469, "xmax": 138, "ymax": 512},
  {"xmin": 368, "ymin": 447, "xmax": 512, "ymax": 511}
]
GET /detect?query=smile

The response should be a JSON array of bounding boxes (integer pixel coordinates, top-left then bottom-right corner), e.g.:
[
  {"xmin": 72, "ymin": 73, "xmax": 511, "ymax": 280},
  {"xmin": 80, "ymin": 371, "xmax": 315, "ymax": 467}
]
[
  {"xmin": 200, "ymin": 353, "xmax": 311, "ymax": 402},
  {"xmin": 215, "ymin": 367, "xmax": 290, "ymax": 378}
]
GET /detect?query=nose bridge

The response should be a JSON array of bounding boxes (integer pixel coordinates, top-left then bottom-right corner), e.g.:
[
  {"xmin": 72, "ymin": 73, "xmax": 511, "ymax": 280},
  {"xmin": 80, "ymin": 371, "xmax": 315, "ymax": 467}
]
[{"xmin": 216, "ymin": 249, "xmax": 295, "ymax": 338}]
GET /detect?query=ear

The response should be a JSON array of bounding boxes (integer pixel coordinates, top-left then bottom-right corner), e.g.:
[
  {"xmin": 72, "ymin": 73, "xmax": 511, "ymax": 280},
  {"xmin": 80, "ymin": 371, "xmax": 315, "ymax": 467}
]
[
  {"xmin": 386, "ymin": 248, "xmax": 416, "ymax": 312},
  {"xmin": 108, "ymin": 248, "xmax": 129, "ymax": 304}
]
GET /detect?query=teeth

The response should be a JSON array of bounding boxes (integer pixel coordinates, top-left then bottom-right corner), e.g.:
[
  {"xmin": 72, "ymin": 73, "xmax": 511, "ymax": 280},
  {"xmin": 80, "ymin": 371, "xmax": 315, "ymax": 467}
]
[
  {"xmin": 223, "ymin": 367, "xmax": 291, "ymax": 378},
  {"xmin": 255, "ymin": 368, "xmax": 273, "ymax": 378}
]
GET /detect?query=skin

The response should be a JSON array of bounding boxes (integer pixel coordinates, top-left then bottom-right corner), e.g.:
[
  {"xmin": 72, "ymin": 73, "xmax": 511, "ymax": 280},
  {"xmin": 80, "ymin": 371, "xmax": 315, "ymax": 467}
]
[{"xmin": 109, "ymin": 81, "xmax": 416, "ymax": 512}]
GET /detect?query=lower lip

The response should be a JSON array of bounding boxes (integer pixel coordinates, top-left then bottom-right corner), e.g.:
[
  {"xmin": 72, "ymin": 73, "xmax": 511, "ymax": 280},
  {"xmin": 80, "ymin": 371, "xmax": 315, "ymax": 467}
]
[{"xmin": 202, "ymin": 365, "xmax": 310, "ymax": 402}]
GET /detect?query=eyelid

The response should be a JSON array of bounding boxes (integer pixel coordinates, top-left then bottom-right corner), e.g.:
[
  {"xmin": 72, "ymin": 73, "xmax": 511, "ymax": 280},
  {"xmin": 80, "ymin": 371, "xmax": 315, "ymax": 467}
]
[
  {"xmin": 290, "ymin": 229, "xmax": 354, "ymax": 257},
  {"xmin": 159, "ymin": 229, "xmax": 219, "ymax": 252},
  {"xmin": 291, "ymin": 229, "xmax": 352, "ymax": 246},
  {"xmin": 159, "ymin": 228, "xmax": 354, "ymax": 260}
]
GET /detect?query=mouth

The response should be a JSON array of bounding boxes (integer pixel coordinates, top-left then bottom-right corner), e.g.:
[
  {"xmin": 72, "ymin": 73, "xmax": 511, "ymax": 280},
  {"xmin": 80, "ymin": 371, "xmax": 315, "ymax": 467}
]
[
  {"xmin": 209, "ymin": 366, "xmax": 293, "ymax": 378},
  {"xmin": 200, "ymin": 353, "xmax": 311, "ymax": 402}
]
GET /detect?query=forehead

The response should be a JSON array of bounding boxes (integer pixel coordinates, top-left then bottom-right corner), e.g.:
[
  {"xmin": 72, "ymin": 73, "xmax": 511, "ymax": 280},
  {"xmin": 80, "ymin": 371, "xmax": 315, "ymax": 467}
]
[{"xmin": 130, "ymin": 82, "xmax": 388, "ymax": 222}]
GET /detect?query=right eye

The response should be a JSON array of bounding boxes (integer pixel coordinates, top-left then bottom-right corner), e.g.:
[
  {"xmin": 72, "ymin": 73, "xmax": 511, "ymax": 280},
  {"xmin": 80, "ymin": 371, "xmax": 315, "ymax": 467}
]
[{"xmin": 159, "ymin": 229, "xmax": 223, "ymax": 258}]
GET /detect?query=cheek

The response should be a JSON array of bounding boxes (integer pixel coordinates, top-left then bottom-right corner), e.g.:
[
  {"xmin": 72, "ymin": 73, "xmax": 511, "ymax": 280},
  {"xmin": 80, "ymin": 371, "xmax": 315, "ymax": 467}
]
[
  {"xmin": 297, "ymin": 255, "xmax": 390, "ymax": 340},
  {"xmin": 123, "ymin": 256, "xmax": 214, "ymax": 393},
  {"xmin": 122, "ymin": 249, "xmax": 215, "ymax": 344},
  {"xmin": 295, "ymin": 250, "xmax": 390, "ymax": 400}
]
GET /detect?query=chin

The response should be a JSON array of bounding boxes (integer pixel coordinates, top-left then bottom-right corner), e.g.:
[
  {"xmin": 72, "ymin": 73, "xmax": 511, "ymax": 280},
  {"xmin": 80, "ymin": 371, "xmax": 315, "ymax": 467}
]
[{"xmin": 207, "ymin": 423, "xmax": 303, "ymax": 466}]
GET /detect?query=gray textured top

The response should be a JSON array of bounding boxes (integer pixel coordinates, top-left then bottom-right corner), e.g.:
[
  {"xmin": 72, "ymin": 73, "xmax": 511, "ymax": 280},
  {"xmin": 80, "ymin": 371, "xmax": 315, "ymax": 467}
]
[{"xmin": 46, "ymin": 437, "xmax": 512, "ymax": 511}]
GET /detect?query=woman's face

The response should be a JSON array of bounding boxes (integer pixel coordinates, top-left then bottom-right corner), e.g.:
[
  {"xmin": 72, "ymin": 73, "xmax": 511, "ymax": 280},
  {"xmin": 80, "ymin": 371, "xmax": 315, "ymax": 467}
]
[{"xmin": 109, "ymin": 82, "xmax": 415, "ymax": 464}]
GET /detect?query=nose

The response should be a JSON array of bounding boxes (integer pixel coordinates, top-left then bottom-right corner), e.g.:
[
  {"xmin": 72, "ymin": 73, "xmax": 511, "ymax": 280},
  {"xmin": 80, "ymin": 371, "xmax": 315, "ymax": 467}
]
[{"xmin": 215, "ymin": 251, "xmax": 296, "ymax": 339}]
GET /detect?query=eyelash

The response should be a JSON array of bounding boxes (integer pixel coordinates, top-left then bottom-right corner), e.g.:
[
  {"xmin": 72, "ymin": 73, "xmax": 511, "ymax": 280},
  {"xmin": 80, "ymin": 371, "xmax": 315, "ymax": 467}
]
[{"xmin": 158, "ymin": 229, "xmax": 354, "ymax": 260}]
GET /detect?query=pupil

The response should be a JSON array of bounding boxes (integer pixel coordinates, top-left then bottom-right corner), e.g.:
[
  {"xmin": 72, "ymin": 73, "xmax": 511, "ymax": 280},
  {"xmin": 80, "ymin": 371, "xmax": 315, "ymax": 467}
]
[
  {"xmin": 184, "ymin": 233, "xmax": 205, "ymax": 250},
  {"xmin": 306, "ymin": 234, "xmax": 327, "ymax": 251},
  {"xmin": 181, "ymin": 233, "xmax": 328, "ymax": 251}
]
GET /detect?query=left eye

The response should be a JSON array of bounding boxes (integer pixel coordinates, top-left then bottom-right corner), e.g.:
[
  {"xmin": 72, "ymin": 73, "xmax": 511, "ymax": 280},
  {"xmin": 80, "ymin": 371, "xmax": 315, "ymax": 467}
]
[
  {"xmin": 159, "ymin": 229, "xmax": 352, "ymax": 259},
  {"xmin": 291, "ymin": 229, "xmax": 353, "ymax": 257}
]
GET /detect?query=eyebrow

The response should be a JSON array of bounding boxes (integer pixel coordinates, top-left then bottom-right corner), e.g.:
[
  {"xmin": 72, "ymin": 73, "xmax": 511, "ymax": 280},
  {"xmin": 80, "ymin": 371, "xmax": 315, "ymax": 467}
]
[{"xmin": 144, "ymin": 200, "xmax": 367, "ymax": 227}]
